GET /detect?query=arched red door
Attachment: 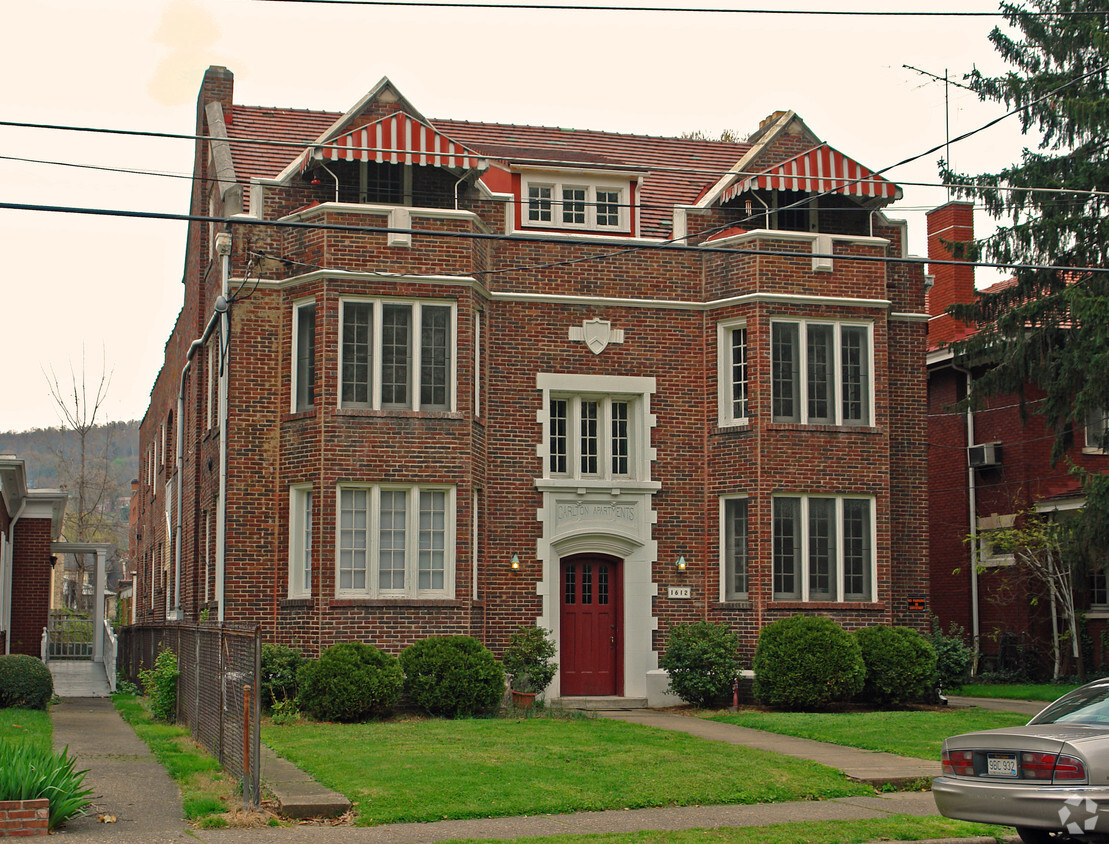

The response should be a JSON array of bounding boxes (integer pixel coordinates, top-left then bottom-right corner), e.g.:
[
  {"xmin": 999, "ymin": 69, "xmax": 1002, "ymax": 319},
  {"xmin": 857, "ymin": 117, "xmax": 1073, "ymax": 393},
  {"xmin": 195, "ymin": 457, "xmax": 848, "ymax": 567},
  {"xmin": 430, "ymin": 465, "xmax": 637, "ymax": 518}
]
[{"xmin": 559, "ymin": 554, "xmax": 622, "ymax": 696}]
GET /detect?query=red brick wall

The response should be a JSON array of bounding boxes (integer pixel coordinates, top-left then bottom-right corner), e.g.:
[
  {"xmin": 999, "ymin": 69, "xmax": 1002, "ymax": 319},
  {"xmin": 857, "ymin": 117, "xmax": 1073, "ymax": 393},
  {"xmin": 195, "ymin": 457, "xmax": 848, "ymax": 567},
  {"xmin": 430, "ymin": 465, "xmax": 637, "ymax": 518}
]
[
  {"xmin": 10, "ymin": 518, "xmax": 52, "ymax": 657},
  {"xmin": 0, "ymin": 798, "xmax": 49, "ymax": 837}
]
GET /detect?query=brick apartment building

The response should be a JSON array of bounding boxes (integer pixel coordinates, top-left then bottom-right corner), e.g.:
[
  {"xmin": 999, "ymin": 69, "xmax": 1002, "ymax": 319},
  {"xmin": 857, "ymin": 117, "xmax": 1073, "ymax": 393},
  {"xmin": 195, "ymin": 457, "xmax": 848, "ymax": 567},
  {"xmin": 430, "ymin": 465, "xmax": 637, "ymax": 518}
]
[
  {"xmin": 0, "ymin": 456, "xmax": 66, "ymax": 656},
  {"xmin": 927, "ymin": 201, "xmax": 1109, "ymax": 675},
  {"xmin": 131, "ymin": 66, "xmax": 929, "ymax": 702}
]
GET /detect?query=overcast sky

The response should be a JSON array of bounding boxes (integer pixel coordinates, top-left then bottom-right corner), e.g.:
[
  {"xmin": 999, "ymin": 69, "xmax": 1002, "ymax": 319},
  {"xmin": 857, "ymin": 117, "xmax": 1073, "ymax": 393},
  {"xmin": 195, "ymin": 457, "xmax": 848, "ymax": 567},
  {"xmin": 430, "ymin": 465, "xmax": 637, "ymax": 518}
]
[{"xmin": 0, "ymin": 0, "xmax": 1028, "ymax": 433}]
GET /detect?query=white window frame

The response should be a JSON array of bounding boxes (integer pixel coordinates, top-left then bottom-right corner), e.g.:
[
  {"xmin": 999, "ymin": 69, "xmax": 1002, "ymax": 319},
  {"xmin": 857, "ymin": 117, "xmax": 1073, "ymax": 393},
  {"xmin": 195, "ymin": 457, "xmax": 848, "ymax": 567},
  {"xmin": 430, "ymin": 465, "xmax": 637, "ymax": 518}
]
[
  {"xmin": 291, "ymin": 299, "xmax": 316, "ymax": 413},
  {"xmin": 206, "ymin": 334, "xmax": 217, "ymax": 431},
  {"xmin": 547, "ymin": 394, "xmax": 638, "ymax": 481},
  {"xmin": 288, "ymin": 484, "xmax": 313, "ymax": 598},
  {"xmin": 337, "ymin": 298, "xmax": 457, "ymax": 412},
  {"xmin": 771, "ymin": 494, "xmax": 876, "ymax": 602},
  {"xmin": 1085, "ymin": 408, "xmax": 1108, "ymax": 454},
  {"xmin": 474, "ymin": 310, "xmax": 482, "ymax": 418},
  {"xmin": 520, "ymin": 171, "xmax": 630, "ymax": 233},
  {"xmin": 720, "ymin": 495, "xmax": 749, "ymax": 601},
  {"xmin": 770, "ymin": 319, "xmax": 873, "ymax": 426},
  {"xmin": 717, "ymin": 319, "xmax": 749, "ymax": 426},
  {"xmin": 335, "ymin": 484, "xmax": 455, "ymax": 599},
  {"xmin": 975, "ymin": 514, "xmax": 1016, "ymax": 568}
]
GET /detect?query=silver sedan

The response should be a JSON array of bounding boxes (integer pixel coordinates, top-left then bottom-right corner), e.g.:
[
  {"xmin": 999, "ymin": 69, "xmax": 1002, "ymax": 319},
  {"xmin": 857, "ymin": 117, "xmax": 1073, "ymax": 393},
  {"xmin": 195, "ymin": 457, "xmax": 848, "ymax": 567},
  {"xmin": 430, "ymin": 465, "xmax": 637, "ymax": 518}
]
[{"xmin": 934, "ymin": 679, "xmax": 1109, "ymax": 843}]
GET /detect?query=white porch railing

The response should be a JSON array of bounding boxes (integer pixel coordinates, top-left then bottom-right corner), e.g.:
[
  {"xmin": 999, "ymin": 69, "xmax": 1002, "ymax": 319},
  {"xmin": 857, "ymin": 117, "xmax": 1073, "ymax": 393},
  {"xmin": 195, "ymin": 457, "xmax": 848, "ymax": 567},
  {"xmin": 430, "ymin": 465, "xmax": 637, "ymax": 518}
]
[{"xmin": 103, "ymin": 619, "xmax": 117, "ymax": 693}]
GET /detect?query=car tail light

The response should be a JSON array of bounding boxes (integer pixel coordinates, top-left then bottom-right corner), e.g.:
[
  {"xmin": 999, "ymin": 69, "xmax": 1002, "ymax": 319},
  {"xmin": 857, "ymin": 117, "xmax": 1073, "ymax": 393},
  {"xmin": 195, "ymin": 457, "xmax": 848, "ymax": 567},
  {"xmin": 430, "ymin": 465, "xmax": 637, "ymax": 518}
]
[
  {"xmin": 1020, "ymin": 751, "xmax": 1087, "ymax": 782},
  {"xmin": 942, "ymin": 749, "xmax": 974, "ymax": 776}
]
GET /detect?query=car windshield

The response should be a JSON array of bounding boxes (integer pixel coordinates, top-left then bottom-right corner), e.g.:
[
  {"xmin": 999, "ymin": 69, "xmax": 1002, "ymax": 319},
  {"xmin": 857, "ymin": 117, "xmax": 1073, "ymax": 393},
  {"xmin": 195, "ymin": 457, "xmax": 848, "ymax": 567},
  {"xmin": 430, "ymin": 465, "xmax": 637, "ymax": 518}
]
[{"xmin": 1030, "ymin": 684, "xmax": 1109, "ymax": 725}]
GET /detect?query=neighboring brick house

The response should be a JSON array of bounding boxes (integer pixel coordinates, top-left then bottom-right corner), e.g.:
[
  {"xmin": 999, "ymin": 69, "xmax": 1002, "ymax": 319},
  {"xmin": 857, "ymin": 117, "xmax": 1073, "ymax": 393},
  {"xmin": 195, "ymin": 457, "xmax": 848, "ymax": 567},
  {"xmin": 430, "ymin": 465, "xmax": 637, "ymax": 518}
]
[
  {"xmin": 926, "ymin": 201, "xmax": 1109, "ymax": 675},
  {"xmin": 0, "ymin": 456, "xmax": 66, "ymax": 656},
  {"xmin": 131, "ymin": 66, "xmax": 929, "ymax": 702}
]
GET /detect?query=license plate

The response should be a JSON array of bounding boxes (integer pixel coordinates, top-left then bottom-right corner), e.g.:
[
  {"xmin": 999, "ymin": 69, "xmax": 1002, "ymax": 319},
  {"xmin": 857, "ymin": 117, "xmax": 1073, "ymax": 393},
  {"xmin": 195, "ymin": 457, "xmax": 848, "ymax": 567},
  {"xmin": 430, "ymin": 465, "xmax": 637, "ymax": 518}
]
[{"xmin": 987, "ymin": 753, "xmax": 1018, "ymax": 777}]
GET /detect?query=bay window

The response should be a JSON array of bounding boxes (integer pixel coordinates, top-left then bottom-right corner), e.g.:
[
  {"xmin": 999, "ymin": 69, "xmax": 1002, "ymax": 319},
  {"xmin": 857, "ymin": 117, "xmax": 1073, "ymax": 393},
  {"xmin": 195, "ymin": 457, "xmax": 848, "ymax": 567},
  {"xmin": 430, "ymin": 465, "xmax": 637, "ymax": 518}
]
[
  {"xmin": 292, "ymin": 301, "xmax": 316, "ymax": 412},
  {"xmin": 771, "ymin": 320, "xmax": 871, "ymax": 426},
  {"xmin": 772, "ymin": 495, "xmax": 873, "ymax": 602},
  {"xmin": 337, "ymin": 485, "xmax": 454, "ymax": 598},
  {"xmin": 339, "ymin": 299, "xmax": 455, "ymax": 411},
  {"xmin": 717, "ymin": 320, "xmax": 749, "ymax": 425}
]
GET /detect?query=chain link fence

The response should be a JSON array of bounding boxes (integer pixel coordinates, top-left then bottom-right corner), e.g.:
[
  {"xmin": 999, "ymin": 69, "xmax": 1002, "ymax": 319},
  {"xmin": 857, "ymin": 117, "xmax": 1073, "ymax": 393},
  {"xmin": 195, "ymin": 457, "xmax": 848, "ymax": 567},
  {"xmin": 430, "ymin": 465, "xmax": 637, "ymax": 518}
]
[{"xmin": 118, "ymin": 623, "xmax": 261, "ymax": 807}]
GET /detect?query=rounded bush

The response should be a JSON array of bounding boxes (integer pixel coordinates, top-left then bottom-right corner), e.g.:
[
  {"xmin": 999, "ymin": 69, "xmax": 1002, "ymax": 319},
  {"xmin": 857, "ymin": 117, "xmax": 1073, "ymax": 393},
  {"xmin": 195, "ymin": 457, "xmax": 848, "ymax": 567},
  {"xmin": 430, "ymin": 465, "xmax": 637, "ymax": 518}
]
[
  {"xmin": 0, "ymin": 654, "xmax": 54, "ymax": 710},
  {"xmin": 400, "ymin": 636, "xmax": 505, "ymax": 718},
  {"xmin": 753, "ymin": 615, "xmax": 864, "ymax": 710},
  {"xmin": 855, "ymin": 625, "xmax": 937, "ymax": 706},
  {"xmin": 502, "ymin": 626, "xmax": 557, "ymax": 694},
  {"xmin": 660, "ymin": 621, "xmax": 742, "ymax": 708},
  {"xmin": 260, "ymin": 644, "xmax": 304, "ymax": 709},
  {"xmin": 296, "ymin": 641, "xmax": 402, "ymax": 722}
]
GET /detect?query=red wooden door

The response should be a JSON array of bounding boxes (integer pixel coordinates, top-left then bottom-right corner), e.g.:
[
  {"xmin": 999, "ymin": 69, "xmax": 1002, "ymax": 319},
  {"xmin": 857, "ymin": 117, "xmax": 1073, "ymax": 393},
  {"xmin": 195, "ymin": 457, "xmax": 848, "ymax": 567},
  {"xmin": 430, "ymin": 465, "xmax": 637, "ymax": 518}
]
[{"xmin": 559, "ymin": 554, "xmax": 622, "ymax": 696}]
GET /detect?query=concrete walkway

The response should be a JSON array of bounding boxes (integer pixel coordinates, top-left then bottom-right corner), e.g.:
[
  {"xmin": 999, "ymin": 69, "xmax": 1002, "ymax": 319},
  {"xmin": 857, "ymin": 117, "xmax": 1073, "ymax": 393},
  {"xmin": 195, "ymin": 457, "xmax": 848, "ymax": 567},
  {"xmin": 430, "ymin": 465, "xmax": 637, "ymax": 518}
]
[{"xmin": 44, "ymin": 696, "xmax": 1033, "ymax": 843}]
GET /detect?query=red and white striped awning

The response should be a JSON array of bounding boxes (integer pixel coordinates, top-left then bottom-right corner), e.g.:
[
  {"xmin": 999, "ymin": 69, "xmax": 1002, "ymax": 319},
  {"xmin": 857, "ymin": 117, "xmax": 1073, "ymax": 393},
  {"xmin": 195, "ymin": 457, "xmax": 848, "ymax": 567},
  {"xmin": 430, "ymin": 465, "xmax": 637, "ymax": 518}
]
[
  {"xmin": 301, "ymin": 113, "xmax": 487, "ymax": 172},
  {"xmin": 720, "ymin": 144, "xmax": 900, "ymax": 204}
]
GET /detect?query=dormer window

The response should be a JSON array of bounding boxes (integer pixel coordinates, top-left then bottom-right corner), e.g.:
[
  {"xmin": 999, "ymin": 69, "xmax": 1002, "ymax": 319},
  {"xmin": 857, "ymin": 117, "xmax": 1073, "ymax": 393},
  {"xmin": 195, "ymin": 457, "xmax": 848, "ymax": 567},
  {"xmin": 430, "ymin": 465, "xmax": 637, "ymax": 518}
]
[{"xmin": 520, "ymin": 171, "xmax": 632, "ymax": 233}]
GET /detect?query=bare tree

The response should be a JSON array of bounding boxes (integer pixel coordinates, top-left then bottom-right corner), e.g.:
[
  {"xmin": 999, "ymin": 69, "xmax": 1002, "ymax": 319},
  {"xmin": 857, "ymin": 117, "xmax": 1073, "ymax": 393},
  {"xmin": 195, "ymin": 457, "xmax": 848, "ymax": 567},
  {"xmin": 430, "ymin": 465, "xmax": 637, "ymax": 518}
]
[{"xmin": 45, "ymin": 352, "xmax": 121, "ymax": 612}]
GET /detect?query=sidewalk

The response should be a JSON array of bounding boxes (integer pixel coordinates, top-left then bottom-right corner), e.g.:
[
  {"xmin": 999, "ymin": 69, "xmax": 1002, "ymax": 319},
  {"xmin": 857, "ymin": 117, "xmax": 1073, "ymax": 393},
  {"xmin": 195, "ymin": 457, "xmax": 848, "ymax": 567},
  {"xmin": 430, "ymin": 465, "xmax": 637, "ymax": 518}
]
[{"xmin": 45, "ymin": 696, "xmax": 1029, "ymax": 843}]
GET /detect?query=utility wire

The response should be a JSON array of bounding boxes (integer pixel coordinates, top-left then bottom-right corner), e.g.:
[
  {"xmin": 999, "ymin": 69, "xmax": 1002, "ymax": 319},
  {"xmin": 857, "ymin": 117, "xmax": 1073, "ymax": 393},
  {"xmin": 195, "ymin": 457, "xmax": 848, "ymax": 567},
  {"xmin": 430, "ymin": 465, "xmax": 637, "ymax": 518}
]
[
  {"xmin": 254, "ymin": 0, "xmax": 1108, "ymax": 16},
  {"xmin": 2, "ymin": 200, "xmax": 1107, "ymax": 276}
]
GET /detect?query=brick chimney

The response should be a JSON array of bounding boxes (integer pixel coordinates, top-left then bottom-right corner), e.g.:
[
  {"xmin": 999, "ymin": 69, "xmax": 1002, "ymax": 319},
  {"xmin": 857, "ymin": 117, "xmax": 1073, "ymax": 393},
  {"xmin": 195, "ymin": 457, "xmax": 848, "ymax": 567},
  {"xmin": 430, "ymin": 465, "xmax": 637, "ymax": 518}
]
[{"xmin": 926, "ymin": 201, "xmax": 975, "ymax": 317}]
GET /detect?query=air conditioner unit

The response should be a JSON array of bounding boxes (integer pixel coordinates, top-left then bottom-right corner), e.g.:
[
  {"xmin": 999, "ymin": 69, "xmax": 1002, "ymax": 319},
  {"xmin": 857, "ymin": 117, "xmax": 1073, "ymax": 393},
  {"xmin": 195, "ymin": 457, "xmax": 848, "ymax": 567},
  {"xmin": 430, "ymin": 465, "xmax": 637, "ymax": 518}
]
[{"xmin": 968, "ymin": 442, "xmax": 1002, "ymax": 469}]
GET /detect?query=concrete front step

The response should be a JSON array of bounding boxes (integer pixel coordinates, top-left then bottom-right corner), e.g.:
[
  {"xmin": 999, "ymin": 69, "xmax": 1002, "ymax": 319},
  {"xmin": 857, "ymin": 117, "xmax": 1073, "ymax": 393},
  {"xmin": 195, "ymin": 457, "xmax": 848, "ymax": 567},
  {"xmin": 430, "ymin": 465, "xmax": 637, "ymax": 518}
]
[
  {"xmin": 261, "ymin": 744, "xmax": 351, "ymax": 819},
  {"xmin": 556, "ymin": 696, "xmax": 649, "ymax": 711}
]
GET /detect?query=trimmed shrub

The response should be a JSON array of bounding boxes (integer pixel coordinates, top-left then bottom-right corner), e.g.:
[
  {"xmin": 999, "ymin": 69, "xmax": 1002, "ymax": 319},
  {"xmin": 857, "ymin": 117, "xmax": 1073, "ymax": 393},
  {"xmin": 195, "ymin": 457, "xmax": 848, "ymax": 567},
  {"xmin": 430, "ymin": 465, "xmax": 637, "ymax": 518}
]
[
  {"xmin": 0, "ymin": 654, "xmax": 54, "ymax": 710},
  {"xmin": 260, "ymin": 644, "xmax": 304, "ymax": 709},
  {"xmin": 296, "ymin": 642, "xmax": 402, "ymax": 722},
  {"xmin": 502, "ymin": 627, "xmax": 557, "ymax": 694},
  {"xmin": 930, "ymin": 621, "xmax": 972, "ymax": 693},
  {"xmin": 139, "ymin": 648, "xmax": 179, "ymax": 722},
  {"xmin": 753, "ymin": 615, "xmax": 865, "ymax": 710},
  {"xmin": 0, "ymin": 742, "xmax": 91, "ymax": 829},
  {"xmin": 855, "ymin": 626, "xmax": 937, "ymax": 705},
  {"xmin": 660, "ymin": 621, "xmax": 742, "ymax": 708},
  {"xmin": 400, "ymin": 636, "xmax": 505, "ymax": 718}
]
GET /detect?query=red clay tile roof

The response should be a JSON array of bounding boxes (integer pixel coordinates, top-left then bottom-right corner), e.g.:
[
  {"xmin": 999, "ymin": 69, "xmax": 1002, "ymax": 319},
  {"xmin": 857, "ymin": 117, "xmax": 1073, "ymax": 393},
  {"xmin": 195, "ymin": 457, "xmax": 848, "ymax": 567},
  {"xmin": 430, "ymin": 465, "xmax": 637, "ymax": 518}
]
[{"xmin": 226, "ymin": 106, "xmax": 756, "ymax": 235}]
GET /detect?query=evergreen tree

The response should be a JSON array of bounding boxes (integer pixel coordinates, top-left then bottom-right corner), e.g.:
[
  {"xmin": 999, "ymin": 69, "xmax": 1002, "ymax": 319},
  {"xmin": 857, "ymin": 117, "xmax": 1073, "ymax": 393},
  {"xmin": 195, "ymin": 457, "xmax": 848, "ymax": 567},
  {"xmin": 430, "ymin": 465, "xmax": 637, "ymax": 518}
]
[{"xmin": 943, "ymin": 0, "xmax": 1109, "ymax": 546}]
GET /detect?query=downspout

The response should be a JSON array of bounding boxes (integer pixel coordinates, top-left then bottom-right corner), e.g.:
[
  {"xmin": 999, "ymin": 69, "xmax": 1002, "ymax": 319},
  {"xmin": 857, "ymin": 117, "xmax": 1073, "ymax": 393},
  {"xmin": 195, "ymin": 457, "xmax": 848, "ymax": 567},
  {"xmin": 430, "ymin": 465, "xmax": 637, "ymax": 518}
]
[
  {"xmin": 317, "ymin": 164, "xmax": 339, "ymax": 204},
  {"xmin": 954, "ymin": 363, "xmax": 980, "ymax": 673},
  {"xmin": 3, "ymin": 500, "xmax": 27, "ymax": 655},
  {"xmin": 215, "ymin": 230, "xmax": 232, "ymax": 624},
  {"xmin": 173, "ymin": 308, "xmax": 224, "ymax": 621}
]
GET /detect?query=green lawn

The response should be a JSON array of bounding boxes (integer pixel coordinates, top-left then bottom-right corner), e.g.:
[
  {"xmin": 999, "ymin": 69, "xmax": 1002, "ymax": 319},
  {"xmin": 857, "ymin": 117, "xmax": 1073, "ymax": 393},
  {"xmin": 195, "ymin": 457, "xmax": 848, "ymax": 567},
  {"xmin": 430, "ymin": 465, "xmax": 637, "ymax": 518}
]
[
  {"xmin": 0, "ymin": 708, "xmax": 52, "ymax": 753},
  {"xmin": 442, "ymin": 815, "xmax": 1009, "ymax": 843},
  {"xmin": 263, "ymin": 716, "xmax": 871, "ymax": 826},
  {"xmin": 958, "ymin": 682, "xmax": 1083, "ymax": 702},
  {"xmin": 709, "ymin": 708, "xmax": 1028, "ymax": 760}
]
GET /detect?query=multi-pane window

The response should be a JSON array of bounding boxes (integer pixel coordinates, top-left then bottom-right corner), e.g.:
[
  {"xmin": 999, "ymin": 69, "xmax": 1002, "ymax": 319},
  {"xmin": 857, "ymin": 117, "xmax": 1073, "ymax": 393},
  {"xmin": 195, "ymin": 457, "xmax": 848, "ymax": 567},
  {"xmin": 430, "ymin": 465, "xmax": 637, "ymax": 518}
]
[
  {"xmin": 718, "ymin": 322, "xmax": 749, "ymax": 425},
  {"xmin": 288, "ymin": 485, "xmax": 312, "ymax": 598},
  {"xmin": 771, "ymin": 320, "xmax": 871, "ymax": 426},
  {"xmin": 337, "ymin": 485, "xmax": 453, "ymax": 598},
  {"xmin": 339, "ymin": 299, "xmax": 454, "ymax": 411},
  {"xmin": 548, "ymin": 396, "xmax": 634, "ymax": 480},
  {"xmin": 528, "ymin": 185, "xmax": 552, "ymax": 222},
  {"xmin": 1091, "ymin": 568, "xmax": 1108, "ymax": 608},
  {"xmin": 293, "ymin": 301, "xmax": 316, "ymax": 412},
  {"xmin": 772, "ymin": 496, "xmax": 873, "ymax": 601},
  {"xmin": 1087, "ymin": 408, "xmax": 1108, "ymax": 452},
  {"xmin": 562, "ymin": 187, "xmax": 586, "ymax": 224},
  {"xmin": 722, "ymin": 497, "xmax": 748, "ymax": 601},
  {"xmin": 521, "ymin": 177, "xmax": 628, "ymax": 231}
]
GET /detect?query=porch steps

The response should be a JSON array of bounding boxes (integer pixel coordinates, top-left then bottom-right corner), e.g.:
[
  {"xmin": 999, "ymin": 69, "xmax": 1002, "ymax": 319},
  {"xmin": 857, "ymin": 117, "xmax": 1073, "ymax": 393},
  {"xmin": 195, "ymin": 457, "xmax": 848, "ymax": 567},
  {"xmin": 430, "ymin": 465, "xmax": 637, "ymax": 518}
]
[{"xmin": 555, "ymin": 696, "xmax": 648, "ymax": 711}]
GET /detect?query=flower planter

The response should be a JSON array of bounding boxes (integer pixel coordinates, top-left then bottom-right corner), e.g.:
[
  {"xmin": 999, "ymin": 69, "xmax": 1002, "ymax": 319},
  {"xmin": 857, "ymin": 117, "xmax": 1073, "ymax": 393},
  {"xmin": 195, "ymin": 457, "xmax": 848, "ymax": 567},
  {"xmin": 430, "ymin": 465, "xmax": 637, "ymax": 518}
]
[{"xmin": 511, "ymin": 690, "xmax": 537, "ymax": 710}]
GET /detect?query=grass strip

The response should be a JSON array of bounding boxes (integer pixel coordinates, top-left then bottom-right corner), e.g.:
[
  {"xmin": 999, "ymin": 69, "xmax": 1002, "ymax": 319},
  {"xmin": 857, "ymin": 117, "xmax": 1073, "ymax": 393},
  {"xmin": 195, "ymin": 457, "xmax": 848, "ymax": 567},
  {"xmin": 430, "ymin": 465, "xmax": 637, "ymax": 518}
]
[
  {"xmin": 0, "ymin": 708, "xmax": 53, "ymax": 753},
  {"xmin": 263, "ymin": 716, "xmax": 870, "ymax": 826},
  {"xmin": 440, "ymin": 814, "xmax": 1009, "ymax": 843},
  {"xmin": 958, "ymin": 682, "xmax": 1082, "ymax": 702},
  {"xmin": 709, "ymin": 708, "xmax": 1028, "ymax": 760},
  {"xmin": 111, "ymin": 693, "xmax": 235, "ymax": 826}
]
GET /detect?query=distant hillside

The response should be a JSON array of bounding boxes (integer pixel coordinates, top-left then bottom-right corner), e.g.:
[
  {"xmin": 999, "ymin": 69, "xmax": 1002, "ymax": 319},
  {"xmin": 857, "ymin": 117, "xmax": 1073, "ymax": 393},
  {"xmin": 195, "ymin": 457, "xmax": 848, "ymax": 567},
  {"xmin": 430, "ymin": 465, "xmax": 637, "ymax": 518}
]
[{"xmin": 0, "ymin": 420, "xmax": 140, "ymax": 491}]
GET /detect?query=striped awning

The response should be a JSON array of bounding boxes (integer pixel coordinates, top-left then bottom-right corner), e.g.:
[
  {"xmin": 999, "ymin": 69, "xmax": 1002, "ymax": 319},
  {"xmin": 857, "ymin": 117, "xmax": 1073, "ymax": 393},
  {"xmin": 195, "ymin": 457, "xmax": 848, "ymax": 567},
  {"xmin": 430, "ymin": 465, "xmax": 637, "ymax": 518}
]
[
  {"xmin": 720, "ymin": 144, "xmax": 900, "ymax": 204},
  {"xmin": 301, "ymin": 113, "xmax": 487, "ymax": 172}
]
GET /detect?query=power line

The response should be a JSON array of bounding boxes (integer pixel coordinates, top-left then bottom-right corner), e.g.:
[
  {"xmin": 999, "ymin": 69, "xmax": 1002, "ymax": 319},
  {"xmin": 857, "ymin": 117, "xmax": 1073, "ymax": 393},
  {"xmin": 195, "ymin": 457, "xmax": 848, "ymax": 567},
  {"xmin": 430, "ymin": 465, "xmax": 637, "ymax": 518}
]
[
  {"xmin": 3, "ymin": 199, "xmax": 1106, "ymax": 277},
  {"xmin": 254, "ymin": 0, "xmax": 1108, "ymax": 16}
]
